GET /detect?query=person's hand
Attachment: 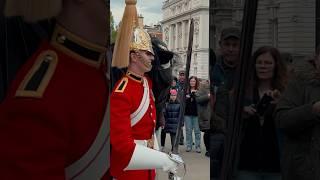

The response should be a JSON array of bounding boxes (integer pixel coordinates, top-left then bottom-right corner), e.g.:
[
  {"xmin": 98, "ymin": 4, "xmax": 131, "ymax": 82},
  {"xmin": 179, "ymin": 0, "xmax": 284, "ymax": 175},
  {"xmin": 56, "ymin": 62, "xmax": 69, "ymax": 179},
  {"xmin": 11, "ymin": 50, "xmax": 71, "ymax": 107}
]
[
  {"xmin": 243, "ymin": 104, "xmax": 256, "ymax": 116},
  {"xmin": 264, "ymin": 90, "xmax": 273, "ymax": 98},
  {"xmin": 208, "ymin": 93, "xmax": 210, "ymax": 97},
  {"xmin": 186, "ymin": 94, "xmax": 191, "ymax": 98},
  {"xmin": 270, "ymin": 89, "xmax": 281, "ymax": 104},
  {"xmin": 312, "ymin": 101, "xmax": 320, "ymax": 114}
]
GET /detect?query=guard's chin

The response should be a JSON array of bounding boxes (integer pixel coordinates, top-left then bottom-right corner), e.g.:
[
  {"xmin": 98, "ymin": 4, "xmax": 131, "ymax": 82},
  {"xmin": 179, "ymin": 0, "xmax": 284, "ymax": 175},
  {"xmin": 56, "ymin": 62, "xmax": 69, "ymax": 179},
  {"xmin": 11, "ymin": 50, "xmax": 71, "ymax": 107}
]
[
  {"xmin": 145, "ymin": 67, "xmax": 152, "ymax": 72},
  {"xmin": 144, "ymin": 64, "xmax": 152, "ymax": 72}
]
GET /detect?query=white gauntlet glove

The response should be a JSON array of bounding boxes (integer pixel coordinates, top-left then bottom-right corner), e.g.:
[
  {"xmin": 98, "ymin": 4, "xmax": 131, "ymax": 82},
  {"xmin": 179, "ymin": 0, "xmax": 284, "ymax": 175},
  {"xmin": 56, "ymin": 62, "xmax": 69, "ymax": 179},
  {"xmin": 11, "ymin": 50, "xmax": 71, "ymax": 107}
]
[
  {"xmin": 124, "ymin": 144, "xmax": 183, "ymax": 174},
  {"xmin": 162, "ymin": 156, "xmax": 178, "ymax": 173},
  {"xmin": 162, "ymin": 153, "xmax": 184, "ymax": 173}
]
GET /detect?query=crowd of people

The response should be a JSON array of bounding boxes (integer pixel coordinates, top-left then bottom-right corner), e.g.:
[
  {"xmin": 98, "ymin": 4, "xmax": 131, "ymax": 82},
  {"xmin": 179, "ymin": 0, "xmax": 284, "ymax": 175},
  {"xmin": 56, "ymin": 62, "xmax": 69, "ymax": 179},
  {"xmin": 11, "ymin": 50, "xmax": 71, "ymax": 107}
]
[
  {"xmin": 152, "ymin": 26, "xmax": 320, "ymax": 180},
  {"xmin": 159, "ymin": 25, "xmax": 320, "ymax": 180},
  {"xmin": 209, "ymin": 26, "xmax": 320, "ymax": 180},
  {"xmin": 160, "ymin": 73, "xmax": 211, "ymax": 156}
]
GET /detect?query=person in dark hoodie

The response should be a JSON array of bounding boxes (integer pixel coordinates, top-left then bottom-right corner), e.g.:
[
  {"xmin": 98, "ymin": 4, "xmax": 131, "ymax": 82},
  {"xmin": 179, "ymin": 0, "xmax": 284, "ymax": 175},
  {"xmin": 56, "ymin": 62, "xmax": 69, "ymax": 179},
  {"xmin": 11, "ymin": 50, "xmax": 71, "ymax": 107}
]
[
  {"xmin": 275, "ymin": 46, "xmax": 320, "ymax": 180},
  {"xmin": 163, "ymin": 89, "xmax": 181, "ymax": 151}
]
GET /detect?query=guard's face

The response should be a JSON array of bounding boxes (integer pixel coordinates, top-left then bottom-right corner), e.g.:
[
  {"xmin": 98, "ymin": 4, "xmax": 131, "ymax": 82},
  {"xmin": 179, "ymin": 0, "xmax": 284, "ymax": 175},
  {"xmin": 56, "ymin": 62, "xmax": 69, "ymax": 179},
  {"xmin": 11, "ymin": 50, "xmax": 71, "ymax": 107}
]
[
  {"xmin": 220, "ymin": 38, "xmax": 240, "ymax": 65},
  {"xmin": 135, "ymin": 50, "xmax": 155, "ymax": 72},
  {"xmin": 255, "ymin": 52, "xmax": 275, "ymax": 80}
]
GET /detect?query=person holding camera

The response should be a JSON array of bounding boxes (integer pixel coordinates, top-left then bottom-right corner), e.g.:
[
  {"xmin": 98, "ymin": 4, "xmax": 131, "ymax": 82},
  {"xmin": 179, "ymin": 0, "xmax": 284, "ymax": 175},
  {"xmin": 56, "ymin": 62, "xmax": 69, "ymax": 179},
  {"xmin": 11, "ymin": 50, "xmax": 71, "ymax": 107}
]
[
  {"xmin": 184, "ymin": 76, "xmax": 201, "ymax": 152},
  {"xmin": 236, "ymin": 46, "xmax": 287, "ymax": 180},
  {"xmin": 275, "ymin": 46, "xmax": 320, "ymax": 180}
]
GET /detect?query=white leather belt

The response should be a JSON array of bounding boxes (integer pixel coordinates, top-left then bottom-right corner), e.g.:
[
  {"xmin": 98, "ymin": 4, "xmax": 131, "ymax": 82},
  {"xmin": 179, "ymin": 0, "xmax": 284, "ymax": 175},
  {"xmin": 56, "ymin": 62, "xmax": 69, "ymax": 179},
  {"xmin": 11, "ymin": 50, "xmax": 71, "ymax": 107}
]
[
  {"xmin": 134, "ymin": 133, "xmax": 159, "ymax": 150},
  {"xmin": 134, "ymin": 139, "xmax": 149, "ymax": 147}
]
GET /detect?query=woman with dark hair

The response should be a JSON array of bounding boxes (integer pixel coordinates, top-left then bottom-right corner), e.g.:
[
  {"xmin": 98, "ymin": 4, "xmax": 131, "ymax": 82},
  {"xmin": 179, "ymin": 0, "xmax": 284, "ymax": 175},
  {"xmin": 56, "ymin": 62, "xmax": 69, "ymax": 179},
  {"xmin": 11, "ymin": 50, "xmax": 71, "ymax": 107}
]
[
  {"xmin": 275, "ymin": 46, "xmax": 320, "ymax": 180},
  {"xmin": 236, "ymin": 46, "xmax": 287, "ymax": 180},
  {"xmin": 184, "ymin": 76, "xmax": 201, "ymax": 152}
]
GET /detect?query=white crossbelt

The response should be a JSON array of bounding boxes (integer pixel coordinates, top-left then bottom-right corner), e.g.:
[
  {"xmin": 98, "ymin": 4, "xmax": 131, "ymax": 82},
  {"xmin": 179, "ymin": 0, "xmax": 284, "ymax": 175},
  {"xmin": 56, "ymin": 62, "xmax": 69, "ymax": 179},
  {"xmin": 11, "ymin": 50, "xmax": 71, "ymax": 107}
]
[
  {"xmin": 64, "ymin": 86, "xmax": 110, "ymax": 179},
  {"xmin": 130, "ymin": 77, "xmax": 159, "ymax": 150},
  {"xmin": 130, "ymin": 77, "xmax": 150, "ymax": 126}
]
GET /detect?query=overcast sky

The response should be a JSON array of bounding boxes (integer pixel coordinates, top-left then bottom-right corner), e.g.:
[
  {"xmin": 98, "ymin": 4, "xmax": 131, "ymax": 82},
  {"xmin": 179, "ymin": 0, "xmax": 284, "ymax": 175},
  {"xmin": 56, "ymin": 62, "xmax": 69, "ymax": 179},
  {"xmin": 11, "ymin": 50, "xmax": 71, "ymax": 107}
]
[{"xmin": 111, "ymin": 0, "xmax": 163, "ymax": 26}]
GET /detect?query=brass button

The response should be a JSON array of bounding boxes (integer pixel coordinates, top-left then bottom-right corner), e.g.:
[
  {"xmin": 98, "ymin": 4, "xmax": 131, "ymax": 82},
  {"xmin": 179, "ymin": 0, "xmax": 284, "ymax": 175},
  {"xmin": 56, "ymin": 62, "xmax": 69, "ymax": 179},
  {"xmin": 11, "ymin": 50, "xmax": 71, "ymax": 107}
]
[{"xmin": 44, "ymin": 55, "xmax": 53, "ymax": 62}]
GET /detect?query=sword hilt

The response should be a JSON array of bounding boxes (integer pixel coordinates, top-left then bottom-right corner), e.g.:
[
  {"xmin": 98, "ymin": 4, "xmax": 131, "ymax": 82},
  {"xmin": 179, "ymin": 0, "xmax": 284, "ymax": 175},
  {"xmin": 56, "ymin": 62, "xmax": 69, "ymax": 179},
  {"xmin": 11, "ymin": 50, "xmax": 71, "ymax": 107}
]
[
  {"xmin": 168, "ymin": 172, "xmax": 182, "ymax": 180},
  {"xmin": 167, "ymin": 153, "xmax": 185, "ymax": 180}
]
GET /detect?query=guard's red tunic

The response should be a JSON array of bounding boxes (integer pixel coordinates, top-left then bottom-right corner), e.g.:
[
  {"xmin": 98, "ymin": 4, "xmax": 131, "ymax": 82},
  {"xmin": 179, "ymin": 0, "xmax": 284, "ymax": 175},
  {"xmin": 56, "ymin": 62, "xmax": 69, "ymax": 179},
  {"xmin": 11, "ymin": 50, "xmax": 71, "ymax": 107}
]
[
  {"xmin": 110, "ymin": 72, "xmax": 157, "ymax": 180},
  {"xmin": 0, "ymin": 26, "xmax": 110, "ymax": 180}
]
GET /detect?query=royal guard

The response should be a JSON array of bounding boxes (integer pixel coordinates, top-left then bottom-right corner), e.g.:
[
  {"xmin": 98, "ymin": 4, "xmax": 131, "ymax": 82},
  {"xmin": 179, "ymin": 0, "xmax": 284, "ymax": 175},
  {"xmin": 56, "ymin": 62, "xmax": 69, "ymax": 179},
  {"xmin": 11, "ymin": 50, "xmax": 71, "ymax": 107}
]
[
  {"xmin": 0, "ymin": 0, "xmax": 110, "ymax": 179},
  {"xmin": 110, "ymin": 1, "xmax": 184, "ymax": 180}
]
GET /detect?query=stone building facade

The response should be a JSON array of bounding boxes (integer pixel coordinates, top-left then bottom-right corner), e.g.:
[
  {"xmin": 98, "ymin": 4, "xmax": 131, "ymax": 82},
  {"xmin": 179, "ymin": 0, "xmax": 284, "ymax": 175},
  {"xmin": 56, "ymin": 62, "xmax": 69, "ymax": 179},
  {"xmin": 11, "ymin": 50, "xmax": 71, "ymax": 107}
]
[{"xmin": 162, "ymin": 0, "xmax": 210, "ymax": 79}]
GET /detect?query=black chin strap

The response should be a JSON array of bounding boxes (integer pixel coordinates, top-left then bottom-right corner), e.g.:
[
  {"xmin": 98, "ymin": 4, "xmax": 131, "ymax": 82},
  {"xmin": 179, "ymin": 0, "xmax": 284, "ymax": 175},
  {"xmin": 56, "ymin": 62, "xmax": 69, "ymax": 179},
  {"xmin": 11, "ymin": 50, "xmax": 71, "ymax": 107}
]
[{"xmin": 0, "ymin": 17, "xmax": 54, "ymax": 102}]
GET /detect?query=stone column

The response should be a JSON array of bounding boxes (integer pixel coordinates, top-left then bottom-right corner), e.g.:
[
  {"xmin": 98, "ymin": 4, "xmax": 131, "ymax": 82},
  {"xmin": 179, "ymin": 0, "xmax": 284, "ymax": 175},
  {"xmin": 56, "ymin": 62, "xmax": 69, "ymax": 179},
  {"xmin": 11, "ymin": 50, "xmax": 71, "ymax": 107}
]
[
  {"xmin": 181, "ymin": 20, "xmax": 185, "ymax": 50},
  {"xmin": 175, "ymin": 22, "xmax": 179, "ymax": 51}
]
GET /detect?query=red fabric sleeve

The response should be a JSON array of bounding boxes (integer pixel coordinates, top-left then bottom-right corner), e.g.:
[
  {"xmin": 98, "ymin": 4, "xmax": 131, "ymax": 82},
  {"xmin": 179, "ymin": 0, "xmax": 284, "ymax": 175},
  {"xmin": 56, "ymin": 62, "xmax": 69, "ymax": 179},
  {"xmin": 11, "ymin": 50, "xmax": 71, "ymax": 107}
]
[
  {"xmin": 110, "ymin": 91, "xmax": 136, "ymax": 177},
  {"xmin": 0, "ymin": 99, "xmax": 67, "ymax": 180}
]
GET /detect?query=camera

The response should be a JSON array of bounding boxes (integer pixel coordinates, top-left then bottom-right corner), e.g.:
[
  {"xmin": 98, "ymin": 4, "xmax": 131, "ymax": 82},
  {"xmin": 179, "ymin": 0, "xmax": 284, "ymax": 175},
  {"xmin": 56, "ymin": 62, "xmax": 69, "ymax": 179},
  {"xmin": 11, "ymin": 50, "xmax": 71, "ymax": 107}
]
[{"xmin": 255, "ymin": 94, "xmax": 273, "ymax": 116}]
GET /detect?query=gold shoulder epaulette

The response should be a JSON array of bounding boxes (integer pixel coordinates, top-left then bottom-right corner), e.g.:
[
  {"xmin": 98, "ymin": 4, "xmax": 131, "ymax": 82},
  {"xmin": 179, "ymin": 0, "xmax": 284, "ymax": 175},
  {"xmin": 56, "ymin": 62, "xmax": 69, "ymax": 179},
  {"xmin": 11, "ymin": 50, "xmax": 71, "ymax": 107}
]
[
  {"xmin": 115, "ymin": 77, "xmax": 128, "ymax": 93},
  {"xmin": 15, "ymin": 50, "xmax": 58, "ymax": 98}
]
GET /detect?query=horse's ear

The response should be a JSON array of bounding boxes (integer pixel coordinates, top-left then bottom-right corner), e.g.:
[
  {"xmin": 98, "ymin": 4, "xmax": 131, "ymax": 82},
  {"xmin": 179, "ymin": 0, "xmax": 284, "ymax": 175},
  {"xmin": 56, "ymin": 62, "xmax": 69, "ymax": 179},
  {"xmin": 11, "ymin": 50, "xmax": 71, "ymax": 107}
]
[{"xmin": 151, "ymin": 37, "xmax": 174, "ymax": 65}]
